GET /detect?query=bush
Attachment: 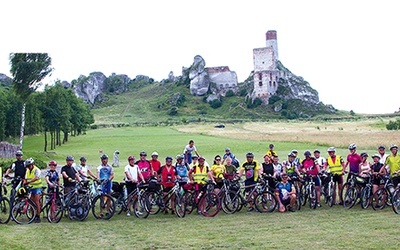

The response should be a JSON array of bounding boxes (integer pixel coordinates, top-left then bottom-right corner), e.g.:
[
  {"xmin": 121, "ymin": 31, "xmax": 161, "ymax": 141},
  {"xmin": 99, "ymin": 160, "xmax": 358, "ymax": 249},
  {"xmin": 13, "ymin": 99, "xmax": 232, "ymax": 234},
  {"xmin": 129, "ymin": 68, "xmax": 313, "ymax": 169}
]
[
  {"xmin": 386, "ymin": 119, "xmax": 400, "ymax": 130},
  {"xmin": 225, "ymin": 90, "xmax": 235, "ymax": 97},
  {"xmin": 168, "ymin": 107, "xmax": 178, "ymax": 116},
  {"xmin": 210, "ymin": 99, "xmax": 222, "ymax": 109}
]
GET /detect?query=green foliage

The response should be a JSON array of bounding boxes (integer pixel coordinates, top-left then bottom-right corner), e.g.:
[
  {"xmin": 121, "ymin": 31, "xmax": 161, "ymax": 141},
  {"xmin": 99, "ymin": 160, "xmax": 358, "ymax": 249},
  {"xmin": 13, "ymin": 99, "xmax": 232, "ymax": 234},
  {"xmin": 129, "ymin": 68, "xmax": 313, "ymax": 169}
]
[
  {"xmin": 246, "ymin": 97, "xmax": 262, "ymax": 108},
  {"xmin": 386, "ymin": 119, "xmax": 400, "ymax": 130},
  {"xmin": 225, "ymin": 89, "xmax": 235, "ymax": 97},
  {"xmin": 268, "ymin": 95, "xmax": 281, "ymax": 105},
  {"xmin": 350, "ymin": 110, "xmax": 355, "ymax": 116},
  {"xmin": 209, "ymin": 99, "xmax": 222, "ymax": 109},
  {"xmin": 168, "ymin": 107, "xmax": 178, "ymax": 116},
  {"xmin": 0, "ymin": 158, "xmax": 13, "ymax": 173}
]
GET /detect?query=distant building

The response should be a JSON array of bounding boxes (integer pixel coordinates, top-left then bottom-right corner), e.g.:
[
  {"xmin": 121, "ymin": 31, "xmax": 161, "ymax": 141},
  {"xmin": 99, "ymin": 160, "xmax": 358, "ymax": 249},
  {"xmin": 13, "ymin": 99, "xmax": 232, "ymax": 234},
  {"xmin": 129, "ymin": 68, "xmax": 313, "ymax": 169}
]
[
  {"xmin": 252, "ymin": 30, "xmax": 279, "ymax": 102},
  {"xmin": 206, "ymin": 66, "xmax": 238, "ymax": 96}
]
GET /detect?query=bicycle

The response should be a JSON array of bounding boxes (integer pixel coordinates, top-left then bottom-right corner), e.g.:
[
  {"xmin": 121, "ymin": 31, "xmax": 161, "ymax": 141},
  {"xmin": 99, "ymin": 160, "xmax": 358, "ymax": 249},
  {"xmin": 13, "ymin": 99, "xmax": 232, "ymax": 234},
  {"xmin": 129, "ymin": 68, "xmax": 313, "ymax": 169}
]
[
  {"xmin": 341, "ymin": 172, "xmax": 363, "ymax": 209},
  {"xmin": 183, "ymin": 180, "xmax": 221, "ymax": 217},
  {"xmin": 111, "ymin": 181, "xmax": 128, "ymax": 215},
  {"xmin": 219, "ymin": 177, "xmax": 242, "ymax": 214},
  {"xmin": 92, "ymin": 179, "xmax": 116, "ymax": 220},
  {"xmin": 0, "ymin": 181, "xmax": 11, "ymax": 224},
  {"xmin": 149, "ymin": 181, "xmax": 187, "ymax": 218},
  {"xmin": 125, "ymin": 182, "xmax": 150, "ymax": 219},
  {"xmin": 66, "ymin": 181, "xmax": 91, "ymax": 221},
  {"xmin": 359, "ymin": 173, "xmax": 373, "ymax": 209},
  {"xmin": 4, "ymin": 176, "xmax": 22, "ymax": 208},
  {"xmin": 288, "ymin": 175, "xmax": 303, "ymax": 210},
  {"xmin": 45, "ymin": 184, "xmax": 64, "ymax": 223},
  {"xmin": 391, "ymin": 183, "xmax": 400, "ymax": 214},
  {"xmin": 254, "ymin": 174, "xmax": 278, "ymax": 213},
  {"xmin": 320, "ymin": 172, "xmax": 335, "ymax": 207},
  {"xmin": 303, "ymin": 174, "xmax": 317, "ymax": 209},
  {"xmin": 372, "ymin": 174, "xmax": 394, "ymax": 210},
  {"xmin": 10, "ymin": 184, "xmax": 37, "ymax": 224}
]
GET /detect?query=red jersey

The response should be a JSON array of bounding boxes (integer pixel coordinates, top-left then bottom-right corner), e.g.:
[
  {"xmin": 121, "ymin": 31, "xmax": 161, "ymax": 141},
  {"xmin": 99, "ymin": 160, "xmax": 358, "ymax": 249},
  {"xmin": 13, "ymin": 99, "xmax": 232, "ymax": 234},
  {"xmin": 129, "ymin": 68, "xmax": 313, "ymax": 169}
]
[
  {"xmin": 158, "ymin": 165, "xmax": 176, "ymax": 188},
  {"xmin": 150, "ymin": 159, "xmax": 161, "ymax": 173},
  {"xmin": 136, "ymin": 160, "xmax": 152, "ymax": 181},
  {"xmin": 302, "ymin": 158, "xmax": 318, "ymax": 176}
]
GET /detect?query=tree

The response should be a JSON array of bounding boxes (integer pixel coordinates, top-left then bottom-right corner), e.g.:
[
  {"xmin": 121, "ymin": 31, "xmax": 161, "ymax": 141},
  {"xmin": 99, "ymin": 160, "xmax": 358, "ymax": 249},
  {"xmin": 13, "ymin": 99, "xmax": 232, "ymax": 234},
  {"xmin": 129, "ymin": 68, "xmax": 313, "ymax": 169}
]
[{"xmin": 10, "ymin": 53, "xmax": 53, "ymax": 149}]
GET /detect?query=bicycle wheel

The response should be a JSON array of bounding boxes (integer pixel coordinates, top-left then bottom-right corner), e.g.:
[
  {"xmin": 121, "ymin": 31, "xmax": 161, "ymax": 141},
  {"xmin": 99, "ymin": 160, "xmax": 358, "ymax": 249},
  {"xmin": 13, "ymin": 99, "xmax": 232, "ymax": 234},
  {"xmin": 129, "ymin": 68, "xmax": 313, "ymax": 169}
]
[
  {"xmin": 221, "ymin": 191, "xmax": 241, "ymax": 214},
  {"xmin": 47, "ymin": 198, "xmax": 64, "ymax": 223},
  {"xmin": 360, "ymin": 186, "xmax": 371, "ymax": 209},
  {"xmin": 391, "ymin": 188, "xmax": 400, "ymax": 214},
  {"xmin": 322, "ymin": 183, "xmax": 328, "ymax": 204},
  {"xmin": 174, "ymin": 194, "xmax": 186, "ymax": 218},
  {"xmin": 0, "ymin": 197, "xmax": 11, "ymax": 224},
  {"xmin": 300, "ymin": 184, "xmax": 307, "ymax": 206},
  {"xmin": 145, "ymin": 191, "xmax": 163, "ymax": 215},
  {"xmin": 67, "ymin": 195, "xmax": 89, "ymax": 221},
  {"xmin": 11, "ymin": 198, "xmax": 37, "ymax": 224},
  {"xmin": 327, "ymin": 182, "xmax": 335, "ymax": 207},
  {"xmin": 343, "ymin": 185, "xmax": 357, "ymax": 209},
  {"xmin": 183, "ymin": 191, "xmax": 195, "ymax": 214},
  {"xmin": 372, "ymin": 188, "xmax": 387, "ymax": 210},
  {"xmin": 92, "ymin": 194, "xmax": 115, "ymax": 220},
  {"xmin": 254, "ymin": 191, "xmax": 277, "ymax": 213},
  {"xmin": 115, "ymin": 196, "xmax": 127, "ymax": 215},
  {"xmin": 309, "ymin": 185, "xmax": 317, "ymax": 209},
  {"xmin": 132, "ymin": 195, "xmax": 149, "ymax": 219},
  {"xmin": 199, "ymin": 192, "xmax": 220, "ymax": 217}
]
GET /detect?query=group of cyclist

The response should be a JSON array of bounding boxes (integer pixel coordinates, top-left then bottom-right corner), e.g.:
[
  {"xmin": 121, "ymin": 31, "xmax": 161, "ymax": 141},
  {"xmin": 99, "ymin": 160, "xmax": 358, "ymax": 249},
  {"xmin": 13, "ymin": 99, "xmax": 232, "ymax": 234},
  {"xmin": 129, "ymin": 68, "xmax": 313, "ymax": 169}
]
[{"xmin": 2, "ymin": 140, "xmax": 400, "ymax": 222}]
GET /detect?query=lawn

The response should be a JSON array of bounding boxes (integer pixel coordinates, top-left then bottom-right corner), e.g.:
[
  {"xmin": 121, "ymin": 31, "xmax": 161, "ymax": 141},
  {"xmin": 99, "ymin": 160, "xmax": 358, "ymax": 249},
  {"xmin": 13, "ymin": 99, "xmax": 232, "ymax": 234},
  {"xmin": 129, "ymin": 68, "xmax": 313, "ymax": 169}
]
[{"xmin": 2, "ymin": 122, "xmax": 400, "ymax": 249}]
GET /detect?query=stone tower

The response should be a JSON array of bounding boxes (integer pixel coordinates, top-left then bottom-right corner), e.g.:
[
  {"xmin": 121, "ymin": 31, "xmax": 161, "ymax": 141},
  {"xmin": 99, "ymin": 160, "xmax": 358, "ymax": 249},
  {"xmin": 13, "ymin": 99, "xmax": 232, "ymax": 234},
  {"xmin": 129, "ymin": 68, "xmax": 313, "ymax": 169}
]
[{"xmin": 252, "ymin": 30, "xmax": 279, "ymax": 102}]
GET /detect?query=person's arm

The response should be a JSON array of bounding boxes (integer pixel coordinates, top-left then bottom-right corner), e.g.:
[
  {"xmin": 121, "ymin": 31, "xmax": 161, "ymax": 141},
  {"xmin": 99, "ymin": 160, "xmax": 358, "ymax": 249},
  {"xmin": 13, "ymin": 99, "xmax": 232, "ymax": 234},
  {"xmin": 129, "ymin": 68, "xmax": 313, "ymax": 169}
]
[
  {"xmin": 109, "ymin": 171, "xmax": 114, "ymax": 181},
  {"xmin": 138, "ymin": 168, "xmax": 145, "ymax": 183},
  {"xmin": 87, "ymin": 169, "xmax": 97, "ymax": 179},
  {"xmin": 341, "ymin": 158, "xmax": 346, "ymax": 174},
  {"xmin": 188, "ymin": 169, "xmax": 194, "ymax": 183}
]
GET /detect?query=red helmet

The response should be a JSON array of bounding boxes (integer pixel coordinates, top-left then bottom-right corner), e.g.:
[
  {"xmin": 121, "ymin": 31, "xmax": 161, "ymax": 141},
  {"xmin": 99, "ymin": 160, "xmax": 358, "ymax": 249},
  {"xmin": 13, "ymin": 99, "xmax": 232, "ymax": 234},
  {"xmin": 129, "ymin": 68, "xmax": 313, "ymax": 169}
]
[
  {"xmin": 49, "ymin": 160, "xmax": 57, "ymax": 166},
  {"xmin": 128, "ymin": 155, "xmax": 135, "ymax": 161}
]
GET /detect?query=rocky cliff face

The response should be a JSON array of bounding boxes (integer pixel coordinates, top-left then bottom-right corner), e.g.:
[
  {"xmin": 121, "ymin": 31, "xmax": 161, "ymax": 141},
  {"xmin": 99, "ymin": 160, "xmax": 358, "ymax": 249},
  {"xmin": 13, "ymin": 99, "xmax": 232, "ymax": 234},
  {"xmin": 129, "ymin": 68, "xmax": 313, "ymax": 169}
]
[{"xmin": 0, "ymin": 73, "xmax": 12, "ymax": 86}]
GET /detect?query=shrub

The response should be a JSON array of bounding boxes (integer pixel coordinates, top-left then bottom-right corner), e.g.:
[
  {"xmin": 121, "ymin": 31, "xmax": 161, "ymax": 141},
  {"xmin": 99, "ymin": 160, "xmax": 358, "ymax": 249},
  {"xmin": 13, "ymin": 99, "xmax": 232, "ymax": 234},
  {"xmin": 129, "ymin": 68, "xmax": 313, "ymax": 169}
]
[
  {"xmin": 225, "ymin": 90, "xmax": 235, "ymax": 97},
  {"xmin": 386, "ymin": 119, "xmax": 400, "ymax": 130},
  {"xmin": 210, "ymin": 99, "xmax": 222, "ymax": 109}
]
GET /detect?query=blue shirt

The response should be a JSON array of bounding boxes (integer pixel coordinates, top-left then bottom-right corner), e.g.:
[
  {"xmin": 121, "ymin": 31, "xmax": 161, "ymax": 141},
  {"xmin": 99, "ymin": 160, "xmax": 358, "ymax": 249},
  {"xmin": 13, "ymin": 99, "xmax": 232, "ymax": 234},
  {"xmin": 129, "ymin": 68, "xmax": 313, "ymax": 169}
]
[{"xmin": 276, "ymin": 182, "xmax": 293, "ymax": 200}]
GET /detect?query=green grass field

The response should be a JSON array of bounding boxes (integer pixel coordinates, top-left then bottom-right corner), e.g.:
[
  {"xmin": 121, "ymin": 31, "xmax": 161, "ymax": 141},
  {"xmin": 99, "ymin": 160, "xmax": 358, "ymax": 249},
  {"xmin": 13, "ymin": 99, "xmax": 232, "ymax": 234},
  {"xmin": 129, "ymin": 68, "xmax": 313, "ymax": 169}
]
[{"xmin": 1, "ymin": 124, "xmax": 400, "ymax": 249}]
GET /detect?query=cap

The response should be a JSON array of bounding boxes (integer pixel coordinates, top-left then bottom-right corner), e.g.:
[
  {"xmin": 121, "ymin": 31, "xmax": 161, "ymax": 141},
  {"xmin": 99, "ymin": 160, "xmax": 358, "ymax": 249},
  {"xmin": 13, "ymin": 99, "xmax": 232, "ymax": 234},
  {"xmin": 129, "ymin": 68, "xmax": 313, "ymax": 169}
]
[
  {"xmin": 225, "ymin": 147, "xmax": 230, "ymax": 151},
  {"xmin": 100, "ymin": 154, "xmax": 108, "ymax": 160},
  {"xmin": 66, "ymin": 156, "xmax": 74, "ymax": 161}
]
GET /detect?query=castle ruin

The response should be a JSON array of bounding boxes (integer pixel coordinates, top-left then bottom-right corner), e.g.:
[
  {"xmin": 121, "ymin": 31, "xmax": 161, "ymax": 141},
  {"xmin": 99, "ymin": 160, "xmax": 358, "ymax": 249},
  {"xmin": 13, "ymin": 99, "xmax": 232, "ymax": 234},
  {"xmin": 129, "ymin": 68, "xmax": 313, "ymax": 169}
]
[{"xmin": 252, "ymin": 30, "xmax": 279, "ymax": 102}]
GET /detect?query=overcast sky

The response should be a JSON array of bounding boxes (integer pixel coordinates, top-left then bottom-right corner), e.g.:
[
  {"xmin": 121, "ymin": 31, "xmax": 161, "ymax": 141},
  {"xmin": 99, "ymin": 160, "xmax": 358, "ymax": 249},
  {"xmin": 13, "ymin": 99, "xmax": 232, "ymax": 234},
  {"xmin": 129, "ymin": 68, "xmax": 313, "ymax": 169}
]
[{"xmin": 1, "ymin": 0, "xmax": 399, "ymax": 114}]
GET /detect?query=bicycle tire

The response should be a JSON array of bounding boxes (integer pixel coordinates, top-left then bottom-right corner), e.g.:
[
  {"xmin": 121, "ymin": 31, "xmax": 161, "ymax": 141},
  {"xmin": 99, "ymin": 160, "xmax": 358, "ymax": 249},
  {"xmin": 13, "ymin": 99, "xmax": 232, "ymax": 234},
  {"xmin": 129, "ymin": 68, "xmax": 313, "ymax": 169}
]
[
  {"xmin": 372, "ymin": 188, "xmax": 387, "ymax": 210},
  {"xmin": 360, "ymin": 186, "xmax": 371, "ymax": 209},
  {"xmin": 67, "ymin": 195, "xmax": 89, "ymax": 221},
  {"xmin": 144, "ymin": 191, "xmax": 163, "ymax": 215},
  {"xmin": 47, "ymin": 198, "xmax": 64, "ymax": 223},
  {"xmin": 309, "ymin": 185, "xmax": 317, "ymax": 209},
  {"xmin": 294, "ymin": 186, "xmax": 301, "ymax": 210},
  {"xmin": 174, "ymin": 194, "xmax": 186, "ymax": 218},
  {"xmin": 221, "ymin": 191, "xmax": 241, "ymax": 214},
  {"xmin": 132, "ymin": 195, "xmax": 149, "ymax": 219},
  {"xmin": 300, "ymin": 184, "xmax": 307, "ymax": 206},
  {"xmin": 11, "ymin": 198, "xmax": 36, "ymax": 224},
  {"xmin": 326, "ymin": 182, "xmax": 334, "ymax": 207},
  {"xmin": 235, "ymin": 193, "xmax": 245, "ymax": 212},
  {"xmin": 115, "ymin": 196, "xmax": 127, "ymax": 215},
  {"xmin": 0, "ymin": 197, "xmax": 11, "ymax": 224},
  {"xmin": 183, "ymin": 191, "xmax": 195, "ymax": 214},
  {"xmin": 92, "ymin": 194, "xmax": 115, "ymax": 220},
  {"xmin": 391, "ymin": 188, "xmax": 400, "ymax": 214},
  {"xmin": 254, "ymin": 191, "xmax": 277, "ymax": 213},
  {"xmin": 343, "ymin": 185, "xmax": 357, "ymax": 209},
  {"xmin": 199, "ymin": 192, "xmax": 220, "ymax": 217}
]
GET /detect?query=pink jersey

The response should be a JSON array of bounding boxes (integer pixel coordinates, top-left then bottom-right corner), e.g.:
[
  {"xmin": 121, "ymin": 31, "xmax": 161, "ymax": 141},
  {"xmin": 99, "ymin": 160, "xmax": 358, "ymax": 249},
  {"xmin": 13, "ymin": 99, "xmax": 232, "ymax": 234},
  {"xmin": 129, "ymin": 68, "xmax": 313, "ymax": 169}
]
[
  {"xmin": 347, "ymin": 153, "xmax": 362, "ymax": 173},
  {"xmin": 302, "ymin": 158, "xmax": 318, "ymax": 176}
]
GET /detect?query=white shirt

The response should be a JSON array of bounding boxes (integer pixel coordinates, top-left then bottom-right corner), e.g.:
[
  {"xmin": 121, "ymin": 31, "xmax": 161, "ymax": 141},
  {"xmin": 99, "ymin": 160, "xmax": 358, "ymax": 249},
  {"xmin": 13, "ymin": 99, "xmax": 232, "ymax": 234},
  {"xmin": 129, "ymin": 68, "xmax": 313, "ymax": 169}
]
[
  {"xmin": 183, "ymin": 144, "xmax": 197, "ymax": 154},
  {"xmin": 124, "ymin": 164, "xmax": 139, "ymax": 182}
]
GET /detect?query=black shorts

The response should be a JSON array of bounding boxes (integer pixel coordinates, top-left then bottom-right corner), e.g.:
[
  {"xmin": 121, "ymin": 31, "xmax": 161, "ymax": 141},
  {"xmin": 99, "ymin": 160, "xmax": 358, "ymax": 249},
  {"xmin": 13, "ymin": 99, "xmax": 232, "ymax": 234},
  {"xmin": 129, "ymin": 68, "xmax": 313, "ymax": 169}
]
[
  {"xmin": 215, "ymin": 182, "xmax": 223, "ymax": 189},
  {"xmin": 332, "ymin": 174, "xmax": 343, "ymax": 184},
  {"xmin": 125, "ymin": 182, "xmax": 137, "ymax": 196},
  {"xmin": 281, "ymin": 198, "xmax": 290, "ymax": 206}
]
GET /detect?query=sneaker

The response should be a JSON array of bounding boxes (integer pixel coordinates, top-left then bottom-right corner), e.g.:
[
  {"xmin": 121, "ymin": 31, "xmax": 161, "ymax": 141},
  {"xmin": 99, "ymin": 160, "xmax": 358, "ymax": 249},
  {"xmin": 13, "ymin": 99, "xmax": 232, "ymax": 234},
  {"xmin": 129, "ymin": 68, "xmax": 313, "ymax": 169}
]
[
  {"xmin": 247, "ymin": 207, "xmax": 255, "ymax": 212},
  {"xmin": 35, "ymin": 217, "xmax": 41, "ymax": 223},
  {"xmin": 126, "ymin": 211, "xmax": 131, "ymax": 217},
  {"xmin": 339, "ymin": 201, "xmax": 343, "ymax": 205},
  {"xmin": 164, "ymin": 209, "xmax": 168, "ymax": 215},
  {"xmin": 288, "ymin": 206, "xmax": 296, "ymax": 212},
  {"xmin": 171, "ymin": 210, "xmax": 175, "ymax": 215},
  {"xmin": 317, "ymin": 202, "xmax": 322, "ymax": 207}
]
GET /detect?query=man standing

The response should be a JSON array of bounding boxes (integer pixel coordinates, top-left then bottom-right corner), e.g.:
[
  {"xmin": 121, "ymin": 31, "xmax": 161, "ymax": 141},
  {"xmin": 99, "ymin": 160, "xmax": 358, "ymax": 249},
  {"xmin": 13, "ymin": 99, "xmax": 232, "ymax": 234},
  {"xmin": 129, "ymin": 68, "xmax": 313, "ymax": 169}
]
[
  {"xmin": 5, "ymin": 150, "xmax": 26, "ymax": 184},
  {"xmin": 136, "ymin": 151, "xmax": 153, "ymax": 182},
  {"xmin": 150, "ymin": 152, "xmax": 161, "ymax": 175},
  {"xmin": 325, "ymin": 147, "xmax": 345, "ymax": 205},
  {"xmin": 24, "ymin": 158, "xmax": 42, "ymax": 223},
  {"xmin": 384, "ymin": 145, "xmax": 400, "ymax": 187},
  {"xmin": 221, "ymin": 148, "xmax": 239, "ymax": 167},
  {"xmin": 238, "ymin": 152, "xmax": 261, "ymax": 212},
  {"xmin": 183, "ymin": 140, "xmax": 199, "ymax": 165},
  {"xmin": 345, "ymin": 143, "xmax": 361, "ymax": 181},
  {"xmin": 61, "ymin": 156, "xmax": 81, "ymax": 194},
  {"xmin": 97, "ymin": 154, "xmax": 114, "ymax": 218},
  {"xmin": 300, "ymin": 151, "xmax": 321, "ymax": 207}
]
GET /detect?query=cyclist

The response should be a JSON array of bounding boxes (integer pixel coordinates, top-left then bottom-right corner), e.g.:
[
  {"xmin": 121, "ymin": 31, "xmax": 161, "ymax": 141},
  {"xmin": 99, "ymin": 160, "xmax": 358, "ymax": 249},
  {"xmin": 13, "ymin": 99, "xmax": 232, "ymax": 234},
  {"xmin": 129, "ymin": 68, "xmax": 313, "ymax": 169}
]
[
  {"xmin": 282, "ymin": 152, "xmax": 300, "ymax": 178},
  {"xmin": 124, "ymin": 155, "xmax": 145, "ymax": 216},
  {"xmin": 384, "ymin": 144, "xmax": 400, "ymax": 187},
  {"xmin": 261, "ymin": 154, "xmax": 276, "ymax": 189},
  {"xmin": 359, "ymin": 152, "xmax": 371, "ymax": 178},
  {"xmin": 189, "ymin": 155, "xmax": 198, "ymax": 169},
  {"xmin": 377, "ymin": 145, "xmax": 389, "ymax": 166},
  {"xmin": 174, "ymin": 154, "xmax": 189, "ymax": 186},
  {"xmin": 314, "ymin": 150, "xmax": 326, "ymax": 172},
  {"xmin": 291, "ymin": 150, "xmax": 301, "ymax": 166},
  {"xmin": 275, "ymin": 173, "xmax": 296, "ymax": 212},
  {"xmin": 300, "ymin": 150, "xmax": 321, "ymax": 207},
  {"xmin": 210, "ymin": 155, "xmax": 226, "ymax": 192},
  {"xmin": 97, "ymin": 154, "xmax": 114, "ymax": 218},
  {"xmin": 271, "ymin": 155, "xmax": 283, "ymax": 179},
  {"xmin": 61, "ymin": 156, "xmax": 82, "ymax": 195},
  {"xmin": 345, "ymin": 143, "xmax": 362, "ymax": 182},
  {"xmin": 371, "ymin": 154, "xmax": 385, "ymax": 196},
  {"xmin": 188, "ymin": 156, "xmax": 213, "ymax": 193},
  {"xmin": 221, "ymin": 148, "xmax": 239, "ymax": 167},
  {"xmin": 45, "ymin": 160, "xmax": 60, "ymax": 194},
  {"xmin": 325, "ymin": 147, "xmax": 345, "ymax": 205},
  {"xmin": 266, "ymin": 144, "xmax": 278, "ymax": 158},
  {"xmin": 183, "ymin": 140, "xmax": 200, "ymax": 165},
  {"xmin": 150, "ymin": 152, "xmax": 161, "ymax": 175},
  {"xmin": 158, "ymin": 156, "xmax": 176, "ymax": 214},
  {"xmin": 136, "ymin": 151, "xmax": 153, "ymax": 182},
  {"xmin": 75, "ymin": 156, "xmax": 97, "ymax": 181},
  {"xmin": 238, "ymin": 152, "xmax": 261, "ymax": 212},
  {"xmin": 224, "ymin": 157, "xmax": 237, "ymax": 180},
  {"xmin": 5, "ymin": 150, "xmax": 26, "ymax": 187},
  {"xmin": 24, "ymin": 158, "xmax": 42, "ymax": 223}
]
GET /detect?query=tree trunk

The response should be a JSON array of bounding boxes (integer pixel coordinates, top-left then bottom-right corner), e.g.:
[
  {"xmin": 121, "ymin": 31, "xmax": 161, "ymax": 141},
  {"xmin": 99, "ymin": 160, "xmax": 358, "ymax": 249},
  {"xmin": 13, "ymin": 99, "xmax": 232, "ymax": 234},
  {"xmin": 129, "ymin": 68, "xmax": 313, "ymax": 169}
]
[
  {"xmin": 18, "ymin": 103, "xmax": 26, "ymax": 150},
  {"xmin": 44, "ymin": 130, "xmax": 47, "ymax": 152}
]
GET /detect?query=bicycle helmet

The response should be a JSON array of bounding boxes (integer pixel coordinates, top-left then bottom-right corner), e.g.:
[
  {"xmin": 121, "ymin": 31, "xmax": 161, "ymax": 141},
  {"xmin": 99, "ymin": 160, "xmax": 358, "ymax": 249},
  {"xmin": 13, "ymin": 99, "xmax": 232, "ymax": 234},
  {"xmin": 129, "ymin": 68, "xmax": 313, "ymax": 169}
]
[
  {"xmin": 327, "ymin": 147, "xmax": 336, "ymax": 152},
  {"xmin": 192, "ymin": 155, "xmax": 198, "ymax": 159},
  {"xmin": 390, "ymin": 144, "xmax": 398, "ymax": 150},
  {"xmin": 288, "ymin": 152, "xmax": 296, "ymax": 157},
  {"xmin": 66, "ymin": 155, "xmax": 74, "ymax": 161},
  {"xmin": 128, "ymin": 155, "xmax": 135, "ymax": 161},
  {"xmin": 314, "ymin": 149, "xmax": 320, "ymax": 154},
  {"xmin": 176, "ymin": 154, "xmax": 184, "ymax": 160},
  {"xmin": 80, "ymin": 156, "xmax": 87, "ymax": 162},
  {"xmin": 139, "ymin": 151, "xmax": 147, "ymax": 156},
  {"xmin": 225, "ymin": 147, "xmax": 230, "ymax": 152},
  {"xmin": 378, "ymin": 145, "xmax": 385, "ymax": 150},
  {"xmin": 246, "ymin": 152, "xmax": 254, "ymax": 158},
  {"xmin": 100, "ymin": 154, "xmax": 108, "ymax": 160},
  {"xmin": 348, "ymin": 143, "xmax": 357, "ymax": 150},
  {"xmin": 151, "ymin": 152, "xmax": 159, "ymax": 157},
  {"xmin": 49, "ymin": 160, "xmax": 57, "ymax": 166},
  {"xmin": 15, "ymin": 150, "xmax": 23, "ymax": 156},
  {"xmin": 304, "ymin": 150, "xmax": 311, "ymax": 156},
  {"xmin": 360, "ymin": 152, "xmax": 368, "ymax": 158},
  {"xmin": 269, "ymin": 144, "xmax": 274, "ymax": 148},
  {"xmin": 291, "ymin": 149, "xmax": 298, "ymax": 154},
  {"xmin": 165, "ymin": 156, "xmax": 173, "ymax": 161},
  {"xmin": 24, "ymin": 158, "xmax": 34, "ymax": 167},
  {"xmin": 372, "ymin": 154, "xmax": 381, "ymax": 159},
  {"xmin": 198, "ymin": 156, "xmax": 205, "ymax": 161}
]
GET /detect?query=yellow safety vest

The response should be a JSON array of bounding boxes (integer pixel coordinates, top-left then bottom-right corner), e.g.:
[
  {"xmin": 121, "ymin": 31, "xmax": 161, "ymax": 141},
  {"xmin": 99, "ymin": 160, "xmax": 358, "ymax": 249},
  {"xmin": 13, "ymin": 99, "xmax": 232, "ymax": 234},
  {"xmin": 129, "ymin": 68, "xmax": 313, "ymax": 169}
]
[
  {"xmin": 193, "ymin": 165, "xmax": 208, "ymax": 184},
  {"xmin": 327, "ymin": 156, "xmax": 342, "ymax": 175},
  {"xmin": 26, "ymin": 165, "xmax": 43, "ymax": 189}
]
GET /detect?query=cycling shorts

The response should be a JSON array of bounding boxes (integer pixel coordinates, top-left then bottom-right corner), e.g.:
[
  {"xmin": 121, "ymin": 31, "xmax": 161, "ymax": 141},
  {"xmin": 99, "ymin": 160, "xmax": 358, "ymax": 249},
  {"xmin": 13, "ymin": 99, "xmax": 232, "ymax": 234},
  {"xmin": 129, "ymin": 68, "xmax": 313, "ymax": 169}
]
[
  {"xmin": 332, "ymin": 174, "xmax": 343, "ymax": 184},
  {"xmin": 30, "ymin": 188, "xmax": 42, "ymax": 195}
]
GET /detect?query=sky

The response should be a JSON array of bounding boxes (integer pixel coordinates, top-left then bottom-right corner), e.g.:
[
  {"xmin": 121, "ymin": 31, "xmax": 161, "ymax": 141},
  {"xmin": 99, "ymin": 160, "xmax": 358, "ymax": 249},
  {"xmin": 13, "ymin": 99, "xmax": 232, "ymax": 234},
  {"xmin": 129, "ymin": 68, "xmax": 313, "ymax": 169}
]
[{"xmin": 1, "ymin": 0, "xmax": 399, "ymax": 114}]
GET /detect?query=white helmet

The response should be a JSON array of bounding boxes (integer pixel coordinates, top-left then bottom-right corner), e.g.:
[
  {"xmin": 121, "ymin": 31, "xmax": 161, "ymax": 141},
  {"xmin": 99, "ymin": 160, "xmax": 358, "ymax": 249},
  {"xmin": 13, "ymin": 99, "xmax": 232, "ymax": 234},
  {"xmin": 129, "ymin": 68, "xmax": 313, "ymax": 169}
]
[{"xmin": 151, "ymin": 152, "xmax": 159, "ymax": 157}]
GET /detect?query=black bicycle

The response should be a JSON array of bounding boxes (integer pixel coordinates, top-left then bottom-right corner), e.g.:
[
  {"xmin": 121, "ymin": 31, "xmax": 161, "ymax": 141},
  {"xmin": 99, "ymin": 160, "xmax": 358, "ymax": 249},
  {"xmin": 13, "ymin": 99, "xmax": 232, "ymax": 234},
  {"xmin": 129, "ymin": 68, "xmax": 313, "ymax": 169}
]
[{"xmin": 0, "ymin": 182, "xmax": 11, "ymax": 224}]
